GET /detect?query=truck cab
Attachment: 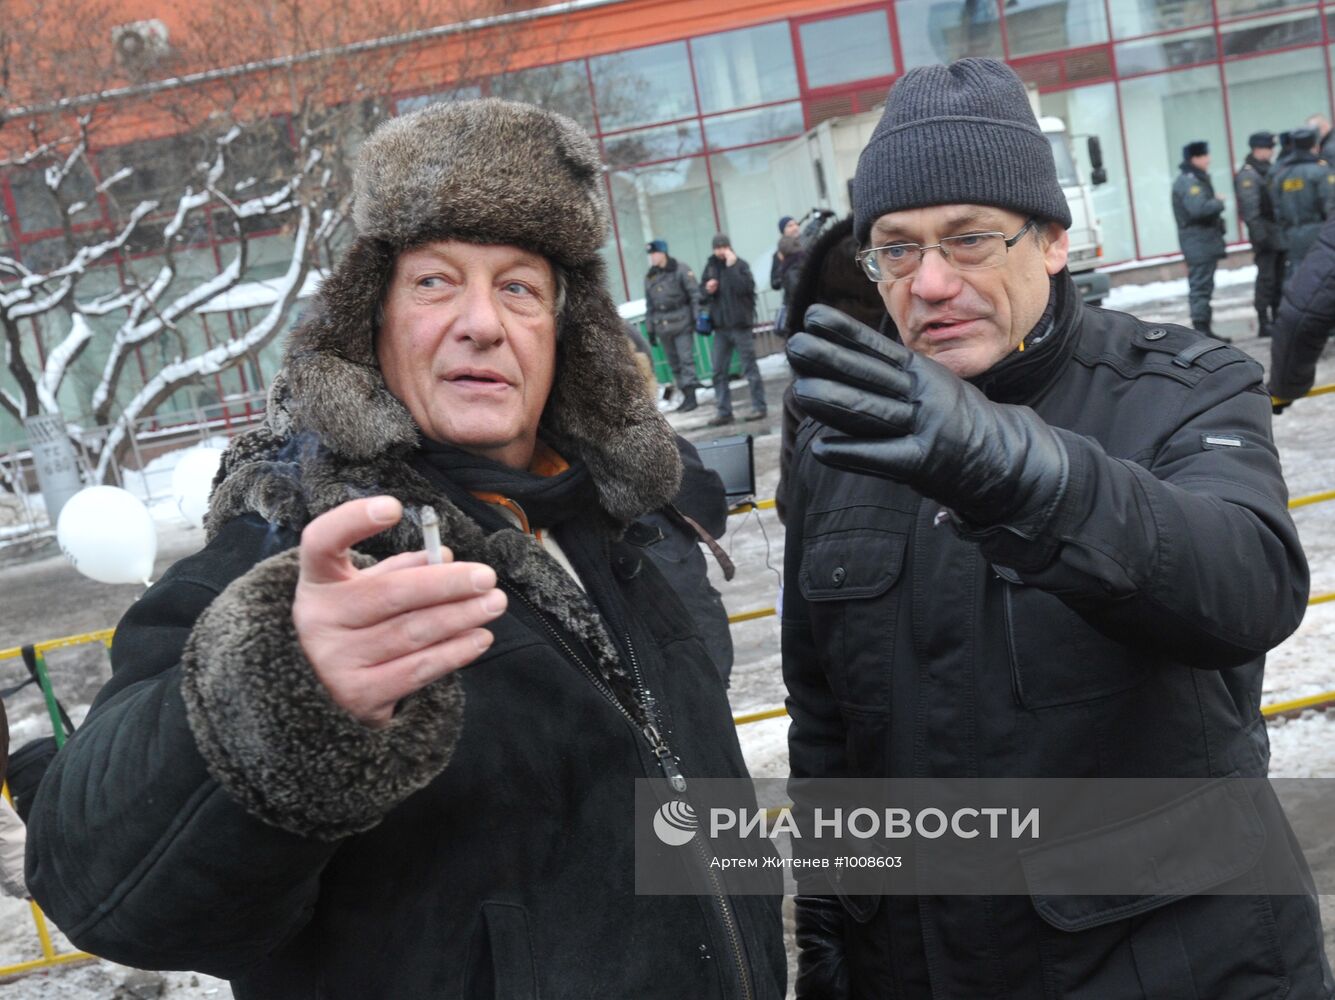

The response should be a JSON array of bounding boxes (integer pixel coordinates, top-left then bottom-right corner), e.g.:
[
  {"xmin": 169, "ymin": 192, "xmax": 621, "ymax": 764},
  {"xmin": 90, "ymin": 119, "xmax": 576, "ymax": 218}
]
[{"xmin": 770, "ymin": 105, "xmax": 1111, "ymax": 304}]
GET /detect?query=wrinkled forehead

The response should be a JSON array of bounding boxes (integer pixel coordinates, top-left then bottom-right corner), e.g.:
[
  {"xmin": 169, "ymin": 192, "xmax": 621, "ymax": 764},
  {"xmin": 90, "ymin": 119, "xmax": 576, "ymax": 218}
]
[{"xmin": 869, "ymin": 205, "xmax": 1025, "ymax": 245}]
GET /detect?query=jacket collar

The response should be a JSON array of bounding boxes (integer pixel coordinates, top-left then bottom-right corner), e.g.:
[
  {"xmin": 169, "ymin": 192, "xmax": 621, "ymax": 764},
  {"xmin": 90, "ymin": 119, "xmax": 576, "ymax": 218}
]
[{"xmin": 967, "ymin": 271, "xmax": 1080, "ymax": 407}]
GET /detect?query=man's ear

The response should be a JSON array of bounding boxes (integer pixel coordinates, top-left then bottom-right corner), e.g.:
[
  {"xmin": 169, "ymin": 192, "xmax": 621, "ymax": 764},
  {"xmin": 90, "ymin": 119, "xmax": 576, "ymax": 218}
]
[{"xmin": 1041, "ymin": 223, "xmax": 1070, "ymax": 277}]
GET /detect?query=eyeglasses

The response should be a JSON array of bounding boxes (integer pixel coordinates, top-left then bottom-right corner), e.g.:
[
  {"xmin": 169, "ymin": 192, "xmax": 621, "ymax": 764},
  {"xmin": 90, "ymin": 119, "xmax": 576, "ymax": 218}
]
[{"xmin": 856, "ymin": 219, "xmax": 1037, "ymax": 283}]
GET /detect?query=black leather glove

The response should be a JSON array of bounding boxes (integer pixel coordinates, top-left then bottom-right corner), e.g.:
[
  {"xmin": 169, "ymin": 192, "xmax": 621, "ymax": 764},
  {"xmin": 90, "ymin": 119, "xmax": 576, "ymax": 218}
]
[
  {"xmin": 795, "ymin": 895, "xmax": 850, "ymax": 1000},
  {"xmin": 788, "ymin": 305, "xmax": 1069, "ymax": 535}
]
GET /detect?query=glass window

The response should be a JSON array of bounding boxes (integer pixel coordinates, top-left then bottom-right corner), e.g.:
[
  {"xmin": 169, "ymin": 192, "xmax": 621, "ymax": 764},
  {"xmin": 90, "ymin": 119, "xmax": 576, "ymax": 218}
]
[
  {"xmin": 1038, "ymin": 83, "xmax": 1136, "ymax": 263},
  {"xmin": 1118, "ymin": 66, "xmax": 1230, "ymax": 257},
  {"xmin": 491, "ymin": 60, "xmax": 595, "ymax": 129},
  {"xmin": 799, "ymin": 11, "xmax": 896, "ymax": 87},
  {"xmin": 1220, "ymin": 10, "xmax": 1321, "ymax": 57},
  {"xmin": 1226, "ymin": 47, "xmax": 1327, "ymax": 183},
  {"xmin": 590, "ymin": 43, "xmax": 696, "ymax": 131},
  {"xmin": 98, "ymin": 135, "xmax": 209, "ymax": 217},
  {"xmin": 708, "ymin": 145, "xmax": 798, "ymax": 321},
  {"xmin": 703, "ymin": 103, "xmax": 804, "ymax": 151},
  {"xmin": 894, "ymin": 0, "xmax": 1002, "ymax": 70},
  {"xmin": 609, "ymin": 159, "xmax": 716, "ymax": 298},
  {"xmin": 691, "ymin": 23, "xmax": 799, "ymax": 114},
  {"xmin": 1115, "ymin": 28, "xmax": 1218, "ymax": 75},
  {"xmin": 1219, "ymin": 0, "xmax": 1317, "ymax": 17},
  {"xmin": 1004, "ymin": 0, "xmax": 1109, "ymax": 57},
  {"xmin": 603, "ymin": 122, "xmax": 703, "ymax": 169},
  {"xmin": 8, "ymin": 156, "xmax": 100, "ymax": 235},
  {"xmin": 219, "ymin": 118, "xmax": 298, "ymax": 202},
  {"xmin": 395, "ymin": 85, "xmax": 484, "ymax": 115},
  {"xmin": 1109, "ymin": 0, "xmax": 1213, "ymax": 40}
]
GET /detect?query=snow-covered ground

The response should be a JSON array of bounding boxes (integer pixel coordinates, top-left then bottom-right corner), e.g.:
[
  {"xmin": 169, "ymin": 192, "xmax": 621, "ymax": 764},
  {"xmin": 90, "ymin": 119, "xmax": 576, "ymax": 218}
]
[{"xmin": 3, "ymin": 273, "xmax": 1335, "ymax": 996}]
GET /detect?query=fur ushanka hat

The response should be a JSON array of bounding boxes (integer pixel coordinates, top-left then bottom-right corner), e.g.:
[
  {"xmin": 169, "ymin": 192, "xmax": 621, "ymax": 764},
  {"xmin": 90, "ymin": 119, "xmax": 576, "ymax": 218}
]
[{"xmin": 266, "ymin": 98, "xmax": 681, "ymax": 521}]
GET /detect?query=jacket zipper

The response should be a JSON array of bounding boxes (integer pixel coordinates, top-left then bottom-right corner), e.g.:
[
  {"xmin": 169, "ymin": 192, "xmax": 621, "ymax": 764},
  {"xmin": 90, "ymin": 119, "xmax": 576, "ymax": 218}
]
[{"xmin": 501, "ymin": 582, "xmax": 754, "ymax": 1000}]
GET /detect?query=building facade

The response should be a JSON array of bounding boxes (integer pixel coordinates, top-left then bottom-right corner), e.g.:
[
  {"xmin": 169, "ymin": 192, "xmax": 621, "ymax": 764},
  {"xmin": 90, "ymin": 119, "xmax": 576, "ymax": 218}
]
[{"xmin": 4, "ymin": 0, "xmax": 1335, "ymax": 450}]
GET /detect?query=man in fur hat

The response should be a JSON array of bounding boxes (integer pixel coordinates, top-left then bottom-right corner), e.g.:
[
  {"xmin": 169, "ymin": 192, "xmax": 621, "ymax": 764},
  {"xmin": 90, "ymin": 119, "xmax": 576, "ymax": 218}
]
[
  {"xmin": 783, "ymin": 58, "xmax": 1330, "ymax": 998},
  {"xmin": 26, "ymin": 100, "xmax": 784, "ymax": 999},
  {"xmin": 1172, "ymin": 139, "xmax": 1230, "ymax": 340}
]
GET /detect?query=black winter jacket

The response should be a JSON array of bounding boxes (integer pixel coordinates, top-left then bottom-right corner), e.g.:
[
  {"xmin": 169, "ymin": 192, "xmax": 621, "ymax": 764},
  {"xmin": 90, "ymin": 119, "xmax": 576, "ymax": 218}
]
[
  {"xmin": 1272, "ymin": 151, "xmax": 1335, "ymax": 264},
  {"xmin": 1172, "ymin": 164, "xmax": 1226, "ymax": 262},
  {"xmin": 27, "ymin": 488, "xmax": 784, "ymax": 999},
  {"xmin": 645, "ymin": 257, "xmax": 700, "ymax": 340},
  {"xmin": 1234, "ymin": 154, "xmax": 1279, "ymax": 252},
  {"xmin": 701, "ymin": 256, "xmax": 757, "ymax": 330},
  {"xmin": 1270, "ymin": 211, "xmax": 1335, "ymax": 400},
  {"xmin": 784, "ymin": 276, "xmax": 1331, "ymax": 998}
]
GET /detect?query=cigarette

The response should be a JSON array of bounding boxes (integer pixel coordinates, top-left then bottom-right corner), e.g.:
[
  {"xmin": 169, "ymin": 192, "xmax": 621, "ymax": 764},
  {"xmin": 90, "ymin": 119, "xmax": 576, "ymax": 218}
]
[{"xmin": 421, "ymin": 505, "xmax": 443, "ymax": 565}]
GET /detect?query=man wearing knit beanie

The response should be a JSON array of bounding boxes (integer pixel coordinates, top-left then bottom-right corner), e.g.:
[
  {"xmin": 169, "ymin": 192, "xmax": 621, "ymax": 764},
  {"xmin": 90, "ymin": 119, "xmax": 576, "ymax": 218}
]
[
  {"xmin": 1172, "ymin": 139, "xmax": 1231, "ymax": 340},
  {"xmin": 784, "ymin": 58, "xmax": 1329, "ymax": 999}
]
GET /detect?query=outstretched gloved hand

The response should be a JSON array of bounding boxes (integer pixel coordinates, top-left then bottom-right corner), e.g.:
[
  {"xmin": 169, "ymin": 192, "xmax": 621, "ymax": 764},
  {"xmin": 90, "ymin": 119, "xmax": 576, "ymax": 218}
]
[{"xmin": 787, "ymin": 304, "xmax": 1069, "ymax": 534}]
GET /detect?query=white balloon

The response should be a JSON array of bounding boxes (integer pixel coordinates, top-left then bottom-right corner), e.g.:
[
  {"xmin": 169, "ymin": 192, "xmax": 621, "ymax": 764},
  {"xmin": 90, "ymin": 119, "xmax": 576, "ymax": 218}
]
[
  {"xmin": 56, "ymin": 486, "xmax": 158, "ymax": 585},
  {"xmin": 170, "ymin": 446, "xmax": 224, "ymax": 528}
]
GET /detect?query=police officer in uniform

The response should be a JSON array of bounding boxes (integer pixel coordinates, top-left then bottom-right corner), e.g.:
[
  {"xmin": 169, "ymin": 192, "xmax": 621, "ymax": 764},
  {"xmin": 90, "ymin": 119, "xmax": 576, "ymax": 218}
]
[
  {"xmin": 1234, "ymin": 131, "xmax": 1283, "ymax": 337},
  {"xmin": 1172, "ymin": 140, "xmax": 1230, "ymax": 341},
  {"xmin": 1270, "ymin": 127, "xmax": 1335, "ymax": 283},
  {"xmin": 644, "ymin": 238, "xmax": 702, "ymax": 411}
]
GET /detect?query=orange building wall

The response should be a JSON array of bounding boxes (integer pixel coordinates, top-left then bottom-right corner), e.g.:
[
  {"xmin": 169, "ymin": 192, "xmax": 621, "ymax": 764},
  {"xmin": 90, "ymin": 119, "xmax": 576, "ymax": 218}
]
[{"xmin": 4, "ymin": 0, "xmax": 860, "ymax": 154}]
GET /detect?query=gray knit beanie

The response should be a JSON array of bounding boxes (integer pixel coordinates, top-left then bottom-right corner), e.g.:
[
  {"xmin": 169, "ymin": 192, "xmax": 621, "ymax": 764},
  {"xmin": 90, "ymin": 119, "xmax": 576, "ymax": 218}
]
[{"xmin": 852, "ymin": 58, "xmax": 1071, "ymax": 245}]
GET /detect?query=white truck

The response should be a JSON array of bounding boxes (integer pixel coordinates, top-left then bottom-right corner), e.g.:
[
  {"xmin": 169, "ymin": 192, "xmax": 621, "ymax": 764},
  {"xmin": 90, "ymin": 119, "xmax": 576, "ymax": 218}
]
[{"xmin": 769, "ymin": 103, "xmax": 1111, "ymax": 304}]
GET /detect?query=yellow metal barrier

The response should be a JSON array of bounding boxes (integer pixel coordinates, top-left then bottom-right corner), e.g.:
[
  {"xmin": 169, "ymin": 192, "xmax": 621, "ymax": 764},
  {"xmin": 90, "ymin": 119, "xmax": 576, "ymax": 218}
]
[
  {"xmin": 0, "ymin": 784, "xmax": 94, "ymax": 979},
  {"xmin": 0, "ymin": 628, "xmax": 115, "ymax": 663}
]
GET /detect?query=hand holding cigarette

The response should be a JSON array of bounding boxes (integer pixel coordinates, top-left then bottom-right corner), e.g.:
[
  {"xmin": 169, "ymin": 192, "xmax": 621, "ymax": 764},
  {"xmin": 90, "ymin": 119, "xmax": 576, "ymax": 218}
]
[{"xmin": 292, "ymin": 495, "xmax": 507, "ymax": 728}]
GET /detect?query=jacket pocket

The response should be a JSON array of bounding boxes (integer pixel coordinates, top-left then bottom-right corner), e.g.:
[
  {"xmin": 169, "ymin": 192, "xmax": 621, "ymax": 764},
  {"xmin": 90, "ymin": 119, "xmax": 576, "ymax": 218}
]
[
  {"xmin": 1021, "ymin": 780, "xmax": 1287, "ymax": 999},
  {"xmin": 462, "ymin": 902, "xmax": 539, "ymax": 1000},
  {"xmin": 1003, "ymin": 581, "xmax": 1151, "ymax": 709},
  {"xmin": 798, "ymin": 527, "xmax": 907, "ymax": 709}
]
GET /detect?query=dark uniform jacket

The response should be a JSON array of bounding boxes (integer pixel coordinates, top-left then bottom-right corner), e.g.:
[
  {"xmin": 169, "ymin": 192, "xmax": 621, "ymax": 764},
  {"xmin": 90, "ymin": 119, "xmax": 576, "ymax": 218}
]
[
  {"xmin": 1234, "ymin": 154, "xmax": 1280, "ymax": 252},
  {"xmin": 1271, "ymin": 150, "xmax": 1335, "ymax": 263},
  {"xmin": 701, "ymin": 255, "xmax": 757, "ymax": 330},
  {"xmin": 645, "ymin": 256, "xmax": 700, "ymax": 341},
  {"xmin": 1270, "ymin": 212, "xmax": 1335, "ymax": 400},
  {"xmin": 784, "ymin": 274, "xmax": 1332, "ymax": 998},
  {"xmin": 1172, "ymin": 164, "xmax": 1227, "ymax": 262}
]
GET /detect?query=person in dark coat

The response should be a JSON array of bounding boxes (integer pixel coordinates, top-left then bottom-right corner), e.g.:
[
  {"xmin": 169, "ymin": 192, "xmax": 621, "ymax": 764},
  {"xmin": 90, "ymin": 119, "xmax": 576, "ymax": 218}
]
[
  {"xmin": 701, "ymin": 233, "xmax": 766, "ymax": 426},
  {"xmin": 1268, "ymin": 211, "xmax": 1335, "ymax": 409},
  {"xmin": 1271, "ymin": 127, "xmax": 1335, "ymax": 283},
  {"xmin": 1172, "ymin": 139, "xmax": 1230, "ymax": 340},
  {"xmin": 25, "ymin": 99, "xmax": 785, "ymax": 1000},
  {"xmin": 769, "ymin": 214, "xmax": 802, "ymax": 292},
  {"xmin": 785, "ymin": 57, "xmax": 1331, "ymax": 999},
  {"xmin": 1235, "ymin": 130, "xmax": 1284, "ymax": 337},
  {"xmin": 772, "ymin": 215, "xmax": 886, "ymax": 525},
  {"xmin": 645, "ymin": 238, "xmax": 702, "ymax": 412}
]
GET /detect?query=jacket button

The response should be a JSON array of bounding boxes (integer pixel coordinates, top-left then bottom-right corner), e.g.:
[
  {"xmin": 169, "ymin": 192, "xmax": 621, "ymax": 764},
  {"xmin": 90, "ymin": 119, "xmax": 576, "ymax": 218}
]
[
  {"xmin": 832, "ymin": 566, "xmax": 846, "ymax": 586},
  {"xmin": 1146, "ymin": 328, "xmax": 1167, "ymax": 340}
]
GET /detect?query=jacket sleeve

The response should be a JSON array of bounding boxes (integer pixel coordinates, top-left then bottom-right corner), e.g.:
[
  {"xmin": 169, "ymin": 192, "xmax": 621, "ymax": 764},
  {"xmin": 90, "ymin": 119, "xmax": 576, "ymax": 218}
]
[
  {"xmin": 770, "ymin": 252, "xmax": 783, "ymax": 290},
  {"xmin": 681, "ymin": 264, "xmax": 702, "ymax": 315},
  {"xmin": 1181, "ymin": 182, "xmax": 1225, "ymax": 224},
  {"xmin": 25, "ymin": 515, "xmax": 463, "ymax": 976},
  {"xmin": 969, "ymin": 356, "xmax": 1307, "ymax": 669},
  {"xmin": 1234, "ymin": 172, "xmax": 1264, "ymax": 233},
  {"xmin": 782, "ymin": 422, "xmax": 850, "ymax": 892},
  {"xmin": 698, "ymin": 259, "xmax": 716, "ymax": 307},
  {"xmin": 1270, "ymin": 215, "xmax": 1335, "ymax": 400}
]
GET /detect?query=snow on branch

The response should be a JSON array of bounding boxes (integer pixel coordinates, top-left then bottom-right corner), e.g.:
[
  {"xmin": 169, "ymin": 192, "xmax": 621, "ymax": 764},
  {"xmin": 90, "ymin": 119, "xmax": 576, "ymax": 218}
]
[
  {"xmin": 95, "ymin": 206, "xmax": 313, "ymax": 482},
  {"xmin": 37, "ymin": 312, "xmax": 93, "ymax": 413}
]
